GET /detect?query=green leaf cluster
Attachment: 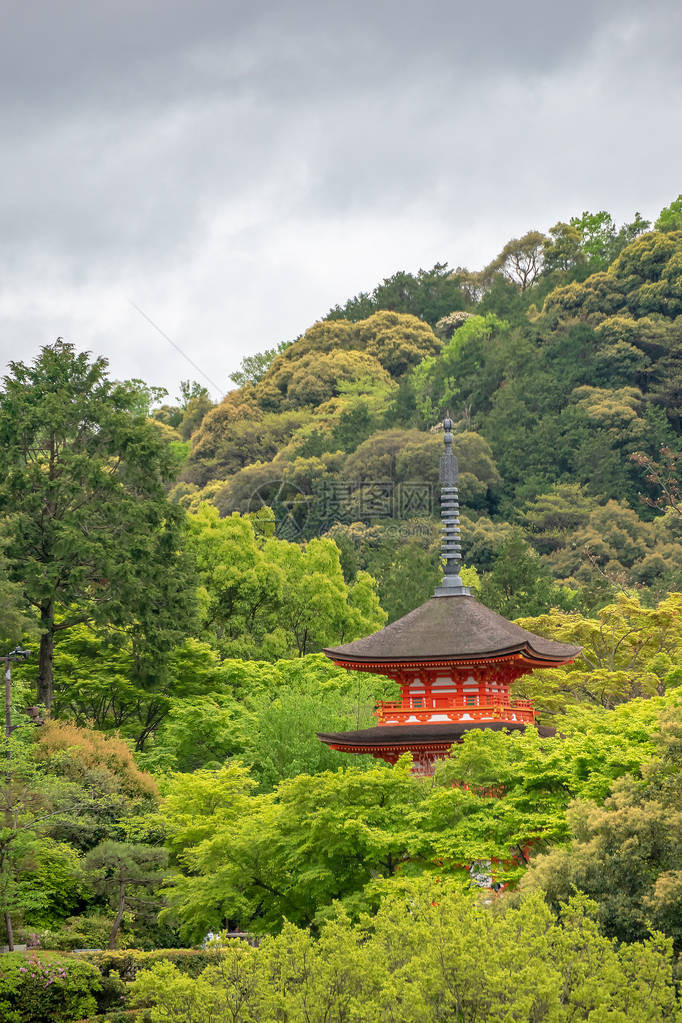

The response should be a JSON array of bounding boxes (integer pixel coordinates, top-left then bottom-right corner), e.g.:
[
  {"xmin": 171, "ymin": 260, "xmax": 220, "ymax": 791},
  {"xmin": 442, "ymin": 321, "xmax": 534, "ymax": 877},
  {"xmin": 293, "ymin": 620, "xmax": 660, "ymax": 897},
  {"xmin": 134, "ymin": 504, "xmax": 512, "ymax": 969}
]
[{"xmin": 132, "ymin": 888, "xmax": 679, "ymax": 1022}]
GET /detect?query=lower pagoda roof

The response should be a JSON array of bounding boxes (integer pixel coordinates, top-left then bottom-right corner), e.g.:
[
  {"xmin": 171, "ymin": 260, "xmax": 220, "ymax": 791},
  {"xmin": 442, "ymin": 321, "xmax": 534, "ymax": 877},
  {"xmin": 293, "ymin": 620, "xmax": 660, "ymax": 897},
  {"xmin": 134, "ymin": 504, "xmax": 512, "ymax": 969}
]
[
  {"xmin": 324, "ymin": 594, "xmax": 580, "ymax": 668},
  {"xmin": 318, "ymin": 720, "xmax": 557, "ymax": 751}
]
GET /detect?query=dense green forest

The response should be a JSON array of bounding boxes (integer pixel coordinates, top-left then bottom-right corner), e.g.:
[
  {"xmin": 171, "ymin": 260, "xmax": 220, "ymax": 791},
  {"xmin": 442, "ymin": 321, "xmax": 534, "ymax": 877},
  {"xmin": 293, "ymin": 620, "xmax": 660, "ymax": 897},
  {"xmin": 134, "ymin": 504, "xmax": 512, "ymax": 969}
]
[{"xmin": 1, "ymin": 196, "xmax": 682, "ymax": 1020}]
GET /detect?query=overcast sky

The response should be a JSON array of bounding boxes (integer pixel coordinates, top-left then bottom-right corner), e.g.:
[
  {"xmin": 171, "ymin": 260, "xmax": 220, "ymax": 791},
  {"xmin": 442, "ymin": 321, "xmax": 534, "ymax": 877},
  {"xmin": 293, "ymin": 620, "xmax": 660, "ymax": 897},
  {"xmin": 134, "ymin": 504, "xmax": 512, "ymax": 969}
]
[{"xmin": 1, "ymin": 0, "xmax": 681, "ymax": 401}]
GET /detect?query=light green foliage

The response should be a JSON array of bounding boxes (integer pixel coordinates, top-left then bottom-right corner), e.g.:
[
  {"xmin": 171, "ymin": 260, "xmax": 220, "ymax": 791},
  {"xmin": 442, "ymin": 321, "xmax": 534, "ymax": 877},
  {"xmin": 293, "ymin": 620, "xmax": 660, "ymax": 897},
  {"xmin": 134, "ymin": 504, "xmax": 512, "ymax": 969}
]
[
  {"xmin": 35, "ymin": 719, "xmax": 159, "ymax": 846},
  {"xmin": 188, "ymin": 504, "xmax": 284, "ymax": 657},
  {"xmin": 278, "ymin": 350, "xmax": 392, "ymax": 409},
  {"xmin": 141, "ymin": 694, "xmax": 245, "ymax": 774},
  {"xmin": 51, "ymin": 623, "xmax": 234, "ymax": 747},
  {"xmin": 570, "ymin": 210, "xmax": 638, "ymax": 269},
  {"xmin": 543, "ymin": 211, "xmax": 650, "ymax": 277},
  {"xmin": 238, "ymin": 660, "xmax": 396, "ymax": 790},
  {"xmin": 0, "ymin": 733, "xmax": 85, "ymax": 942},
  {"xmin": 544, "ymin": 229, "xmax": 682, "ymax": 323},
  {"xmin": 485, "ymin": 229, "xmax": 547, "ymax": 290},
  {"xmin": 514, "ymin": 592, "xmax": 682, "ymax": 711},
  {"xmin": 160, "ymin": 759, "xmax": 428, "ymax": 938},
  {"xmin": 258, "ymin": 312, "xmax": 442, "ymax": 413},
  {"xmin": 443, "ymin": 700, "xmax": 660, "ymax": 802},
  {"xmin": 159, "ymin": 694, "xmax": 669, "ymax": 938},
  {"xmin": 176, "ymin": 381, "xmax": 214, "ymax": 441},
  {"xmin": 542, "ymin": 221, "xmax": 584, "ymax": 274},
  {"xmin": 229, "ymin": 341, "xmax": 292, "ymax": 388},
  {"xmin": 184, "ymin": 392, "xmax": 311, "ymax": 486},
  {"xmin": 133, "ymin": 888, "xmax": 678, "ymax": 1022},
  {"xmin": 0, "ymin": 719, "xmax": 165, "ymax": 946},
  {"xmin": 143, "ymin": 653, "xmax": 397, "ymax": 783},
  {"xmin": 263, "ymin": 535, "xmax": 386, "ymax": 655},
  {"xmin": 522, "ymin": 491, "xmax": 682, "ymax": 596},
  {"xmin": 412, "ymin": 312, "xmax": 508, "ymax": 424},
  {"xmin": 162, "ymin": 763, "xmax": 257, "ymax": 867},
  {"xmin": 522, "ymin": 483, "xmax": 596, "ymax": 554},
  {"xmin": 524, "ymin": 706, "xmax": 682, "ymax": 950},
  {"xmin": 152, "ymin": 379, "xmax": 214, "ymax": 440},
  {"xmin": 188, "ymin": 504, "xmax": 385, "ymax": 659},
  {"xmin": 350, "ymin": 309, "xmax": 443, "ymax": 376}
]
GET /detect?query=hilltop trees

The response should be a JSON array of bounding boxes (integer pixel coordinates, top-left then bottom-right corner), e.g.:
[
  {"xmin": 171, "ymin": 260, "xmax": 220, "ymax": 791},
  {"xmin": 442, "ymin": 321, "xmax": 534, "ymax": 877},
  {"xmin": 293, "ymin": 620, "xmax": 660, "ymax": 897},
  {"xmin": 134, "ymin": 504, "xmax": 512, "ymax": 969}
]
[
  {"xmin": 0, "ymin": 341, "xmax": 196, "ymax": 708},
  {"xmin": 655, "ymin": 194, "xmax": 682, "ymax": 233},
  {"xmin": 485, "ymin": 230, "xmax": 546, "ymax": 290},
  {"xmin": 256, "ymin": 311, "xmax": 442, "ymax": 407},
  {"xmin": 326, "ymin": 263, "xmax": 469, "ymax": 324}
]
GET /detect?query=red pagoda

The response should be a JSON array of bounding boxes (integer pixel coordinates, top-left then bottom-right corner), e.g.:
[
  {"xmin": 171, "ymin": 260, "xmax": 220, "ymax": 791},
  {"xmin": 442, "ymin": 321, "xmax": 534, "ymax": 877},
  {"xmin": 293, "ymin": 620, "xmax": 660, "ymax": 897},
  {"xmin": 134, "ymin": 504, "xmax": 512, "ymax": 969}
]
[{"xmin": 318, "ymin": 417, "xmax": 581, "ymax": 775}]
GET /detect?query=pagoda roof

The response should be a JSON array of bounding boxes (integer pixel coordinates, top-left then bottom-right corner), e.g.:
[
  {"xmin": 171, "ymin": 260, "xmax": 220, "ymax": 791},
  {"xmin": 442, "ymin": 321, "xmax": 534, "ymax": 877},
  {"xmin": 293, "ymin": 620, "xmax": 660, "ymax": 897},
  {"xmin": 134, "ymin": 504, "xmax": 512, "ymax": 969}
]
[
  {"xmin": 318, "ymin": 720, "xmax": 557, "ymax": 750},
  {"xmin": 324, "ymin": 594, "xmax": 580, "ymax": 667}
]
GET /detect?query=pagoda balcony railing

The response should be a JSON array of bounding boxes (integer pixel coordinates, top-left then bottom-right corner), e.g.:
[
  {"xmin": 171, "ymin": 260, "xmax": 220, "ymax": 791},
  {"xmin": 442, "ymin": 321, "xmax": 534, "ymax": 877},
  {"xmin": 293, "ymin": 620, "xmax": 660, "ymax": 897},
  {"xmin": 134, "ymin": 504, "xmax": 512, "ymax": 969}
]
[{"xmin": 374, "ymin": 696, "xmax": 536, "ymax": 726}]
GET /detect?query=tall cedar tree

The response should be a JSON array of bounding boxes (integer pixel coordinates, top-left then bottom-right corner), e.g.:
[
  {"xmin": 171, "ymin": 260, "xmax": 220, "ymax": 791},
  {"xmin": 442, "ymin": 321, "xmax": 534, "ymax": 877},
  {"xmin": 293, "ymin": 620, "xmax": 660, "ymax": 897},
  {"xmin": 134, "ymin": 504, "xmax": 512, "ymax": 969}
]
[{"xmin": 0, "ymin": 340, "xmax": 196, "ymax": 708}]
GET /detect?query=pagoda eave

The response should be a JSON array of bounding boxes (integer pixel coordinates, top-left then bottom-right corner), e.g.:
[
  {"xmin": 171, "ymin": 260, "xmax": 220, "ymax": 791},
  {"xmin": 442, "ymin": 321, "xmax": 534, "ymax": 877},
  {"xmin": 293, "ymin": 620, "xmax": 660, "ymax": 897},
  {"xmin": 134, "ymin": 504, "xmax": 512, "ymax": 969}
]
[
  {"xmin": 318, "ymin": 720, "xmax": 557, "ymax": 771},
  {"xmin": 318, "ymin": 720, "xmax": 557, "ymax": 750},
  {"xmin": 328, "ymin": 647, "xmax": 577, "ymax": 674},
  {"xmin": 323, "ymin": 594, "xmax": 582, "ymax": 667}
]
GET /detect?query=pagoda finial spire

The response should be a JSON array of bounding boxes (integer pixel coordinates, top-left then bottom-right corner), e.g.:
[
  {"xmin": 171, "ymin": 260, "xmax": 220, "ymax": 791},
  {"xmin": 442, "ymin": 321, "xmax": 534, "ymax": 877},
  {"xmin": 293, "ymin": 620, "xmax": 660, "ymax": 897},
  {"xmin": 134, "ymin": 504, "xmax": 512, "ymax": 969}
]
[{"xmin": 434, "ymin": 414, "xmax": 470, "ymax": 597}]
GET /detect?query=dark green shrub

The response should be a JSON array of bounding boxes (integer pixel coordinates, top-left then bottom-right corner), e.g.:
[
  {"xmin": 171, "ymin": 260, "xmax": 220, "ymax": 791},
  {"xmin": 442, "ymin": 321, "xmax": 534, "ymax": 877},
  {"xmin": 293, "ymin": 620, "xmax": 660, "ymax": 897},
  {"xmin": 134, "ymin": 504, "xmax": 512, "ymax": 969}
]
[
  {"xmin": 95, "ymin": 970, "xmax": 127, "ymax": 1013},
  {"xmin": 75, "ymin": 1012, "xmax": 152, "ymax": 1023},
  {"xmin": 77, "ymin": 947, "xmax": 226, "ymax": 982}
]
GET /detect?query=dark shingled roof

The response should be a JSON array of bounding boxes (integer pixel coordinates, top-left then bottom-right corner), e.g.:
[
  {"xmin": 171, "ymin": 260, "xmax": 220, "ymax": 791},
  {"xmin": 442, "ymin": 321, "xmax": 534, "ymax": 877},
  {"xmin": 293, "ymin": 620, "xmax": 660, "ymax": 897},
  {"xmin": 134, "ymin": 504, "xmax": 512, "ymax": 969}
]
[
  {"xmin": 318, "ymin": 721, "xmax": 557, "ymax": 748},
  {"xmin": 324, "ymin": 594, "xmax": 580, "ymax": 665}
]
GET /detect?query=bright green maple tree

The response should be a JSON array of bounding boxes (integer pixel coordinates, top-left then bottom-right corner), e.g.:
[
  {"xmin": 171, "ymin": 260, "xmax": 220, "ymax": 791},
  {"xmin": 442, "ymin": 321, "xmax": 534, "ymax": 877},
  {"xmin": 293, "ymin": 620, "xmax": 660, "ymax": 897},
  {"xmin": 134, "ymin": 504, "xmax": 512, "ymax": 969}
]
[
  {"xmin": 0, "ymin": 340, "xmax": 196, "ymax": 708},
  {"xmin": 514, "ymin": 592, "xmax": 682, "ymax": 713},
  {"xmin": 188, "ymin": 504, "xmax": 385, "ymax": 659},
  {"xmin": 134, "ymin": 887, "xmax": 679, "ymax": 1022},
  {"xmin": 159, "ymin": 694, "xmax": 663, "ymax": 940}
]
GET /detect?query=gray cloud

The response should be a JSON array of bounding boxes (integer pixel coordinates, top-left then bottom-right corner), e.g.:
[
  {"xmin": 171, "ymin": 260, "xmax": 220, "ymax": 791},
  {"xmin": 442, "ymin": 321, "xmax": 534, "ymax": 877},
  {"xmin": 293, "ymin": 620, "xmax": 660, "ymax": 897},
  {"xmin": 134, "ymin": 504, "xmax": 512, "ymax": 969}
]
[{"xmin": 1, "ymin": 0, "xmax": 680, "ymax": 398}]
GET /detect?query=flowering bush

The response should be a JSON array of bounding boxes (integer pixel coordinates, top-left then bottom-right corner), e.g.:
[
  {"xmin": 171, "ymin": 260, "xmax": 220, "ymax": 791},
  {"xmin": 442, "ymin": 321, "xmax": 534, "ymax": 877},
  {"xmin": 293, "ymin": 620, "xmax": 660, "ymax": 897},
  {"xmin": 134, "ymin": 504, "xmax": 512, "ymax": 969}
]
[{"xmin": 0, "ymin": 951, "xmax": 101, "ymax": 1022}]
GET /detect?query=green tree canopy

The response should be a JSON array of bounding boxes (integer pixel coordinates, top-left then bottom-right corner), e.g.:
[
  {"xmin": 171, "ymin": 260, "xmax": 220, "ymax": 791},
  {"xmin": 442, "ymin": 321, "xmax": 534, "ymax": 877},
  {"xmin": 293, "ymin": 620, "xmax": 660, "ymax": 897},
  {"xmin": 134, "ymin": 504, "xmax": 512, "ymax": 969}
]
[
  {"xmin": 0, "ymin": 341, "xmax": 196, "ymax": 708},
  {"xmin": 84, "ymin": 840, "xmax": 168, "ymax": 949},
  {"xmin": 188, "ymin": 504, "xmax": 385, "ymax": 659},
  {"xmin": 134, "ymin": 886, "xmax": 679, "ymax": 1023},
  {"xmin": 655, "ymin": 194, "xmax": 682, "ymax": 233},
  {"xmin": 524, "ymin": 706, "xmax": 682, "ymax": 951}
]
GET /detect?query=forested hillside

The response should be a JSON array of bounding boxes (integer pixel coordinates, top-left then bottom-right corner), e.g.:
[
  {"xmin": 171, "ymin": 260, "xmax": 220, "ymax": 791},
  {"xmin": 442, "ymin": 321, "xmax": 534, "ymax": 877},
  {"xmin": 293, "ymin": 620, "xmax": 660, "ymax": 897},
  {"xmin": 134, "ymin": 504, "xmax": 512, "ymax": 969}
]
[
  {"xmin": 1, "ymin": 196, "xmax": 682, "ymax": 1021},
  {"xmin": 170, "ymin": 204, "xmax": 682, "ymax": 621}
]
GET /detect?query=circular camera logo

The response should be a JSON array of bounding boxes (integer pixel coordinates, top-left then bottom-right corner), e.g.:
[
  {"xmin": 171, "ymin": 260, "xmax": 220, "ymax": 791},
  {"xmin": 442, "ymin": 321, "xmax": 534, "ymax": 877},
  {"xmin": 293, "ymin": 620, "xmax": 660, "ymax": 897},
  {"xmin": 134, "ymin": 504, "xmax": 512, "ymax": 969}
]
[{"xmin": 246, "ymin": 480, "xmax": 310, "ymax": 539}]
